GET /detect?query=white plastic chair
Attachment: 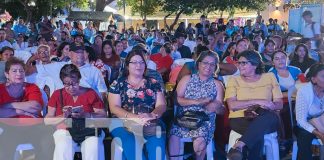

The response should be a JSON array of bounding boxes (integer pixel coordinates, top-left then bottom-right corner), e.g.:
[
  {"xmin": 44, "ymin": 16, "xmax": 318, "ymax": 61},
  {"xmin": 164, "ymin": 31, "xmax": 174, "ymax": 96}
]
[
  {"xmin": 179, "ymin": 137, "xmax": 215, "ymax": 160},
  {"xmin": 14, "ymin": 144, "xmax": 34, "ymax": 160},
  {"xmin": 111, "ymin": 138, "xmax": 124, "ymax": 160},
  {"xmin": 227, "ymin": 130, "xmax": 279, "ymax": 160},
  {"xmin": 292, "ymin": 138, "xmax": 324, "ymax": 160},
  {"xmin": 287, "ymin": 85, "xmax": 297, "ymax": 131}
]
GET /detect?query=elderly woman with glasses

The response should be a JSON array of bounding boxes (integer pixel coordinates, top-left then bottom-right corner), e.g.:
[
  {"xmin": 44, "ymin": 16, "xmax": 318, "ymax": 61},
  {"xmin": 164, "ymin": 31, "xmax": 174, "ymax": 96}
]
[
  {"xmin": 169, "ymin": 50, "xmax": 225, "ymax": 160},
  {"xmin": 225, "ymin": 50, "xmax": 283, "ymax": 160},
  {"xmin": 45, "ymin": 64, "xmax": 106, "ymax": 160},
  {"xmin": 108, "ymin": 49, "xmax": 167, "ymax": 160},
  {"xmin": 0, "ymin": 57, "xmax": 51, "ymax": 160}
]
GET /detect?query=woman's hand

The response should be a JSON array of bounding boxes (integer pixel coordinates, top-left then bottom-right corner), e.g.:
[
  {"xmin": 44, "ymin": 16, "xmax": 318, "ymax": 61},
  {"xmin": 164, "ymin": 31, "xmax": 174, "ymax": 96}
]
[
  {"xmin": 255, "ymin": 100, "xmax": 276, "ymax": 110},
  {"xmin": 196, "ymin": 98, "xmax": 212, "ymax": 106},
  {"xmin": 137, "ymin": 113, "xmax": 155, "ymax": 125},
  {"xmin": 313, "ymin": 129, "xmax": 324, "ymax": 144},
  {"xmin": 62, "ymin": 106, "xmax": 72, "ymax": 118},
  {"xmin": 71, "ymin": 107, "xmax": 85, "ymax": 118}
]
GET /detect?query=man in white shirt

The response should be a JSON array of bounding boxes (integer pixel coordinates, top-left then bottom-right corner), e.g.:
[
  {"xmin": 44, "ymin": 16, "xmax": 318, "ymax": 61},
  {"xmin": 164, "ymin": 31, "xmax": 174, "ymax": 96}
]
[
  {"xmin": 184, "ymin": 34, "xmax": 196, "ymax": 53},
  {"xmin": 0, "ymin": 29, "xmax": 12, "ymax": 49},
  {"xmin": 28, "ymin": 44, "xmax": 107, "ymax": 98},
  {"xmin": 301, "ymin": 10, "xmax": 321, "ymax": 50}
]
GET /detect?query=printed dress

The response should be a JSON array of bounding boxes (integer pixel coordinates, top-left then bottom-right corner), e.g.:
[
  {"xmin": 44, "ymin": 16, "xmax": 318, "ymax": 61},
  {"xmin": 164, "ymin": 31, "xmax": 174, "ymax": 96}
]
[
  {"xmin": 109, "ymin": 76, "xmax": 162, "ymax": 114},
  {"xmin": 170, "ymin": 74, "xmax": 217, "ymax": 143}
]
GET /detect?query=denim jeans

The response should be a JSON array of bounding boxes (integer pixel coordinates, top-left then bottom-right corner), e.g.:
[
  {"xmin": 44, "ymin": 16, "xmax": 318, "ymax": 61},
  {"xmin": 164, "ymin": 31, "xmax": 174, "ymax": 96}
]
[{"xmin": 111, "ymin": 127, "xmax": 166, "ymax": 160}]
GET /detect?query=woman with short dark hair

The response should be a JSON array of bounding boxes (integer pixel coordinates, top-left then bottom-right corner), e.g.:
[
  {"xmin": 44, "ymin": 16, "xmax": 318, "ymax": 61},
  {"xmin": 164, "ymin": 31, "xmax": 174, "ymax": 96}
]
[
  {"xmin": 108, "ymin": 49, "xmax": 167, "ymax": 160},
  {"xmin": 51, "ymin": 42, "xmax": 70, "ymax": 62},
  {"xmin": 226, "ymin": 50, "xmax": 283, "ymax": 160},
  {"xmin": 169, "ymin": 50, "xmax": 224, "ymax": 160},
  {"xmin": 45, "ymin": 64, "xmax": 106, "ymax": 160}
]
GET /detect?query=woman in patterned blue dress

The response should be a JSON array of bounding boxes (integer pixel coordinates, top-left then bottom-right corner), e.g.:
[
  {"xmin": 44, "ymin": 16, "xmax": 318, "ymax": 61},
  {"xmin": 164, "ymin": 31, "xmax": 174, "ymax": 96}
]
[
  {"xmin": 169, "ymin": 50, "xmax": 225, "ymax": 160},
  {"xmin": 108, "ymin": 49, "xmax": 167, "ymax": 160}
]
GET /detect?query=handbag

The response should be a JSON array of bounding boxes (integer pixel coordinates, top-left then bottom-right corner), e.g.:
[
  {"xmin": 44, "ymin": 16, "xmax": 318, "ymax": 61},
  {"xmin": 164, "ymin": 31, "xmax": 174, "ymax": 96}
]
[
  {"xmin": 59, "ymin": 89, "xmax": 101, "ymax": 144},
  {"xmin": 124, "ymin": 118, "xmax": 165, "ymax": 137},
  {"xmin": 123, "ymin": 103, "xmax": 165, "ymax": 137},
  {"xmin": 176, "ymin": 111, "xmax": 210, "ymax": 130}
]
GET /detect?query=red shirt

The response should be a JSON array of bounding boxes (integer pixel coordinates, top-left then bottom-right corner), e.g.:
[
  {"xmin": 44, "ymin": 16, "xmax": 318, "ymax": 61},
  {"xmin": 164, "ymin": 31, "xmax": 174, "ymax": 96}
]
[
  {"xmin": 0, "ymin": 83, "xmax": 44, "ymax": 126},
  {"xmin": 0, "ymin": 83, "xmax": 43, "ymax": 118},
  {"xmin": 150, "ymin": 53, "xmax": 173, "ymax": 71},
  {"xmin": 48, "ymin": 88, "xmax": 104, "ymax": 116}
]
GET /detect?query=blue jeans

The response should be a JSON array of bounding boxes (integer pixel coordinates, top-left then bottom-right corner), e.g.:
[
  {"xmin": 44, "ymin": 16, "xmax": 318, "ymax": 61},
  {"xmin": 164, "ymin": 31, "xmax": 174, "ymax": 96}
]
[{"xmin": 111, "ymin": 127, "xmax": 166, "ymax": 160}]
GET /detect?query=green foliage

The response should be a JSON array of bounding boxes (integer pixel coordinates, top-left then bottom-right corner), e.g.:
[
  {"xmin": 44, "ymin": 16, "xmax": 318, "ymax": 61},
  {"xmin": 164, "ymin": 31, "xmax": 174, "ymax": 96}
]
[
  {"xmin": 120, "ymin": 0, "xmax": 159, "ymax": 19},
  {"xmin": 1, "ymin": 0, "xmax": 89, "ymax": 22},
  {"xmin": 160, "ymin": 0, "xmax": 196, "ymax": 15},
  {"xmin": 52, "ymin": 0, "xmax": 89, "ymax": 10}
]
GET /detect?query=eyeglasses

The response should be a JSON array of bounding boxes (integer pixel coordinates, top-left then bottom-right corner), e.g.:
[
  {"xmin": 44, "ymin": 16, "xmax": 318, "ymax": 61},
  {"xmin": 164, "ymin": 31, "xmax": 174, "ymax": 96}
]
[
  {"xmin": 63, "ymin": 81, "xmax": 79, "ymax": 88},
  {"xmin": 39, "ymin": 50, "xmax": 49, "ymax": 55},
  {"xmin": 200, "ymin": 61, "xmax": 216, "ymax": 67},
  {"xmin": 237, "ymin": 61, "xmax": 251, "ymax": 66},
  {"xmin": 129, "ymin": 61, "xmax": 145, "ymax": 65}
]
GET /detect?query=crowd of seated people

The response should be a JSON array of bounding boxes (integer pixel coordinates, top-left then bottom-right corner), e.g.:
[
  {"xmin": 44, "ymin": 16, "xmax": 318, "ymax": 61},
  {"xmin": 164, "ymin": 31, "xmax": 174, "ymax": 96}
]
[{"xmin": 0, "ymin": 12, "xmax": 323, "ymax": 160}]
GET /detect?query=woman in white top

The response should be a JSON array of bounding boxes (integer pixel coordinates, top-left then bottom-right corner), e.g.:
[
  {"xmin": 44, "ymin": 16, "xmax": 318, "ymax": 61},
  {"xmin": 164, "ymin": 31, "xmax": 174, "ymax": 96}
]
[
  {"xmin": 295, "ymin": 63, "xmax": 324, "ymax": 160},
  {"xmin": 12, "ymin": 33, "xmax": 28, "ymax": 51}
]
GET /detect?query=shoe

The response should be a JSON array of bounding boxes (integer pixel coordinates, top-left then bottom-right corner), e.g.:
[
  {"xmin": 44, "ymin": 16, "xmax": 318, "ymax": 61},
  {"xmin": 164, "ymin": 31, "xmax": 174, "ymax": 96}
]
[{"xmin": 227, "ymin": 147, "xmax": 243, "ymax": 160}]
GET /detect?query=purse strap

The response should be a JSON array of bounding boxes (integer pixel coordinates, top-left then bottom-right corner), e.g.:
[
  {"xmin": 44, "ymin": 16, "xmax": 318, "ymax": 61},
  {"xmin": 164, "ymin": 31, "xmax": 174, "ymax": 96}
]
[{"xmin": 59, "ymin": 89, "xmax": 64, "ymax": 110}]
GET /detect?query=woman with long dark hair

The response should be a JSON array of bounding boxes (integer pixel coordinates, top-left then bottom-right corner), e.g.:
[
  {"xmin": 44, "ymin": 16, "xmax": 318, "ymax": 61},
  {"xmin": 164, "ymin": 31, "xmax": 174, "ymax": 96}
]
[
  {"xmin": 100, "ymin": 40, "xmax": 121, "ymax": 83},
  {"xmin": 290, "ymin": 43, "xmax": 317, "ymax": 73}
]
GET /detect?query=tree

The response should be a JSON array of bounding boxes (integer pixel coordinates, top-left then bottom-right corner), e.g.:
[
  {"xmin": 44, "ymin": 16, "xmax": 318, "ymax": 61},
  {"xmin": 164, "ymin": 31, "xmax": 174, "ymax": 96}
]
[
  {"xmin": 160, "ymin": 0, "xmax": 197, "ymax": 32},
  {"xmin": 202, "ymin": 0, "xmax": 275, "ymax": 17},
  {"xmin": 1, "ymin": 0, "xmax": 89, "ymax": 22},
  {"xmin": 120, "ymin": 0, "xmax": 159, "ymax": 22}
]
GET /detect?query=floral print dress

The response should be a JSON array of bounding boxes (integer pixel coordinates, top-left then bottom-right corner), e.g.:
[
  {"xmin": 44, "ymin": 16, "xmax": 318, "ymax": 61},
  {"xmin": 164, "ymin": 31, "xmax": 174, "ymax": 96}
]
[
  {"xmin": 169, "ymin": 74, "xmax": 217, "ymax": 143},
  {"xmin": 109, "ymin": 76, "xmax": 162, "ymax": 114}
]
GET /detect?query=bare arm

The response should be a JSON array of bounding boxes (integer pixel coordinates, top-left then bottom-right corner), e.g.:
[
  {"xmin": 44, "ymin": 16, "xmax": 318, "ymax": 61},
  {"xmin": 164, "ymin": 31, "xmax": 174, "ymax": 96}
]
[
  {"xmin": 205, "ymin": 80, "xmax": 225, "ymax": 114},
  {"xmin": 219, "ymin": 63, "xmax": 238, "ymax": 76},
  {"xmin": 0, "ymin": 107, "xmax": 18, "ymax": 118},
  {"xmin": 151, "ymin": 92, "xmax": 166, "ymax": 118},
  {"xmin": 226, "ymin": 97, "xmax": 256, "ymax": 112},
  {"xmin": 3, "ymin": 101, "xmax": 42, "ymax": 114},
  {"xmin": 44, "ymin": 106, "xmax": 65, "ymax": 125},
  {"xmin": 176, "ymin": 64, "xmax": 191, "ymax": 84},
  {"xmin": 108, "ymin": 93, "xmax": 138, "ymax": 119},
  {"xmin": 176, "ymin": 75, "xmax": 210, "ymax": 106}
]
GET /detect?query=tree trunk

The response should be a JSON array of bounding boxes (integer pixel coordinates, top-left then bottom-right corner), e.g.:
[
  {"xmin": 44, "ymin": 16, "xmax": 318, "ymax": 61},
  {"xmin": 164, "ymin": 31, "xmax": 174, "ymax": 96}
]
[
  {"xmin": 163, "ymin": 13, "xmax": 172, "ymax": 33},
  {"xmin": 18, "ymin": 0, "xmax": 32, "ymax": 22},
  {"xmin": 169, "ymin": 9, "xmax": 184, "ymax": 31}
]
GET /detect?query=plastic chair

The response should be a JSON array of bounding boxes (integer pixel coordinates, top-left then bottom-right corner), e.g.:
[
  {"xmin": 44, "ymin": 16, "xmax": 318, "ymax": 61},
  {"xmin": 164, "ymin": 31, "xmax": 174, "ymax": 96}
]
[
  {"xmin": 179, "ymin": 137, "xmax": 215, "ymax": 160},
  {"xmin": 111, "ymin": 138, "xmax": 124, "ymax": 160},
  {"xmin": 14, "ymin": 144, "xmax": 34, "ymax": 160},
  {"xmin": 227, "ymin": 130, "xmax": 279, "ymax": 160},
  {"xmin": 287, "ymin": 85, "xmax": 297, "ymax": 132},
  {"xmin": 292, "ymin": 138, "xmax": 324, "ymax": 160}
]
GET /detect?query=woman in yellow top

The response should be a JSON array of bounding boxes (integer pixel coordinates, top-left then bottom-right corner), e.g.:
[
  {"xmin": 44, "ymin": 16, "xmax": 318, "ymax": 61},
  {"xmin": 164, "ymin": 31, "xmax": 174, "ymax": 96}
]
[{"xmin": 225, "ymin": 50, "xmax": 283, "ymax": 160}]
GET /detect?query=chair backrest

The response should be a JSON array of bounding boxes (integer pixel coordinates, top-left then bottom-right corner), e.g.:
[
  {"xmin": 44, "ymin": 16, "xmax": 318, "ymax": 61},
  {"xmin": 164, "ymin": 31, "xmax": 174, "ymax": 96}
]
[{"xmin": 287, "ymin": 85, "xmax": 297, "ymax": 128}]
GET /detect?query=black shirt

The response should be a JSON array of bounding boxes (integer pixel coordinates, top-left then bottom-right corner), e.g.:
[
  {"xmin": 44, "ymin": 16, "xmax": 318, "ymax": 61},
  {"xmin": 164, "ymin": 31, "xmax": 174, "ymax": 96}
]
[
  {"xmin": 290, "ymin": 58, "xmax": 317, "ymax": 73},
  {"xmin": 177, "ymin": 45, "xmax": 192, "ymax": 58}
]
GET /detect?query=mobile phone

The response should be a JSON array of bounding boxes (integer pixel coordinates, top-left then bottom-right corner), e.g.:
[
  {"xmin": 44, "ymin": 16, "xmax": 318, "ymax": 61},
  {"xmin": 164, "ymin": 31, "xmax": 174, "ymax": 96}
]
[{"xmin": 72, "ymin": 106, "xmax": 83, "ymax": 113}]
